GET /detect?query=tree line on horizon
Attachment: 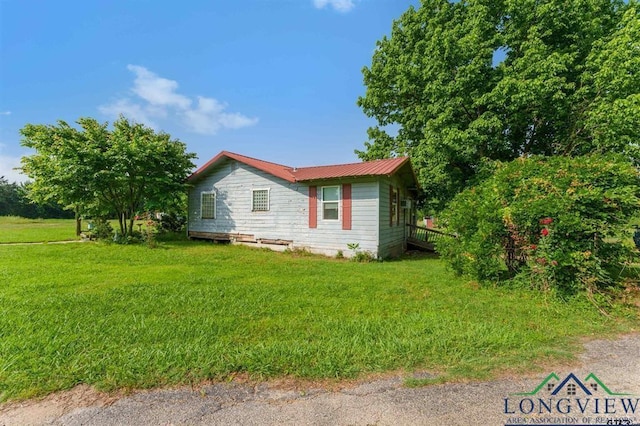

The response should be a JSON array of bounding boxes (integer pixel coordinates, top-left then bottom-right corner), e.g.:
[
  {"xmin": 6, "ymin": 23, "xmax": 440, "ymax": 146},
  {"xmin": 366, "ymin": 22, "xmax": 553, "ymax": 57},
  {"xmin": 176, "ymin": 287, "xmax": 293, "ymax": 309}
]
[{"xmin": 0, "ymin": 176, "xmax": 74, "ymax": 219}]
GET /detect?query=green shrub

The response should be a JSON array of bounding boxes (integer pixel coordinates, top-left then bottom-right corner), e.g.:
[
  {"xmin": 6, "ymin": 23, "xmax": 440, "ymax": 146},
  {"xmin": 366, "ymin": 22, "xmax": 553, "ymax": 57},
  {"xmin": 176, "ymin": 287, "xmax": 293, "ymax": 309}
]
[
  {"xmin": 157, "ymin": 212, "xmax": 186, "ymax": 233},
  {"xmin": 438, "ymin": 154, "xmax": 639, "ymax": 296},
  {"xmin": 346, "ymin": 242, "xmax": 377, "ymax": 262},
  {"xmin": 352, "ymin": 250, "xmax": 377, "ymax": 263},
  {"xmin": 91, "ymin": 218, "xmax": 114, "ymax": 241},
  {"xmin": 112, "ymin": 231, "xmax": 143, "ymax": 245}
]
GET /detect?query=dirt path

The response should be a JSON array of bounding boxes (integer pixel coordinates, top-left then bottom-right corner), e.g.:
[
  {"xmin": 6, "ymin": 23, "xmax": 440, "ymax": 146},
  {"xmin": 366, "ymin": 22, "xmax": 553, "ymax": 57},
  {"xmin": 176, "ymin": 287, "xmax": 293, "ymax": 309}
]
[
  {"xmin": 0, "ymin": 240, "xmax": 85, "ymax": 245},
  {"xmin": 2, "ymin": 334, "xmax": 639, "ymax": 426}
]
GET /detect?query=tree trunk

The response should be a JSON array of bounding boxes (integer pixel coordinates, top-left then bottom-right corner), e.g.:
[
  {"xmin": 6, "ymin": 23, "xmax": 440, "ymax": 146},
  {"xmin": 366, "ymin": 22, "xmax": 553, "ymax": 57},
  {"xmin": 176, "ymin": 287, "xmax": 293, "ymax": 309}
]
[
  {"xmin": 75, "ymin": 207, "xmax": 82, "ymax": 236},
  {"xmin": 118, "ymin": 213, "xmax": 126, "ymax": 236},
  {"xmin": 504, "ymin": 235, "xmax": 517, "ymax": 275}
]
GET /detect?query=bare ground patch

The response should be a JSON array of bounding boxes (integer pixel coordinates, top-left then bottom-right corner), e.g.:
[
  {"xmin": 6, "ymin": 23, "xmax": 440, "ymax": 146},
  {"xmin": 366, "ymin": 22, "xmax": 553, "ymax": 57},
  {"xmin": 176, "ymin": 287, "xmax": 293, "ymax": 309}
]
[{"xmin": 0, "ymin": 385, "xmax": 118, "ymax": 426}]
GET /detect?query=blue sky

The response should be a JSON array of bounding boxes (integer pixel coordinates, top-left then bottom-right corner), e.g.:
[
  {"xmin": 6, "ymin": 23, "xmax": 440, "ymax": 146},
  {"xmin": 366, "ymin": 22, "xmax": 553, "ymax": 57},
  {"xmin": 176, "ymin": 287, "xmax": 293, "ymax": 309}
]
[{"xmin": 0, "ymin": 0, "xmax": 419, "ymax": 182}]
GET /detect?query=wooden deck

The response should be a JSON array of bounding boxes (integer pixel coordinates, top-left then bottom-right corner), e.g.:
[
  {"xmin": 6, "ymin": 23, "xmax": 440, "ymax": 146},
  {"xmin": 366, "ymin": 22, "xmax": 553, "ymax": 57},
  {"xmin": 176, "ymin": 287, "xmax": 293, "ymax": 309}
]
[{"xmin": 406, "ymin": 224, "xmax": 455, "ymax": 252}]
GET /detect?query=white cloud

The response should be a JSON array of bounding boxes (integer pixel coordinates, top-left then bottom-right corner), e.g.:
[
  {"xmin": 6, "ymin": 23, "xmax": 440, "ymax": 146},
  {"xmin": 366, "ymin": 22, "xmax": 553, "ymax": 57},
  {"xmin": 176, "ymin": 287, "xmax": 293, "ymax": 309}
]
[
  {"xmin": 0, "ymin": 153, "xmax": 26, "ymax": 184},
  {"xmin": 182, "ymin": 96, "xmax": 259, "ymax": 135},
  {"xmin": 99, "ymin": 98, "xmax": 160, "ymax": 129},
  {"xmin": 0, "ymin": 111, "xmax": 11, "ymax": 116},
  {"xmin": 313, "ymin": 0, "xmax": 357, "ymax": 12},
  {"xmin": 100, "ymin": 65, "xmax": 258, "ymax": 135},
  {"xmin": 127, "ymin": 65, "xmax": 191, "ymax": 109}
]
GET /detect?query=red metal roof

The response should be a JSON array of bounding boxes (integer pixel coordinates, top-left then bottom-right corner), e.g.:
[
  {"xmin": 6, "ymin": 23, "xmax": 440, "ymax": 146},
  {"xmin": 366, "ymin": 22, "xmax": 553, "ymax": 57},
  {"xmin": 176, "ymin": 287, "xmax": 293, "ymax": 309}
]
[
  {"xmin": 188, "ymin": 151, "xmax": 296, "ymax": 182},
  {"xmin": 188, "ymin": 151, "xmax": 411, "ymax": 183},
  {"xmin": 292, "ymin": 157, "xmax": 410, "ymax": 181}
]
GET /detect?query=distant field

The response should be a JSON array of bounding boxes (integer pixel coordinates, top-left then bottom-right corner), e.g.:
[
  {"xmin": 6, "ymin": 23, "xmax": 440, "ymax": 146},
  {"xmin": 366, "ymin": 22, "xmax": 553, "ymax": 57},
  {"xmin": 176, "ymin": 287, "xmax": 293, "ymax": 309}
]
[
  {"xmin": 0, "ymin": 216, "xmax": 78, "ymax": 243},
  {"xmin": 1, "ymin": 232, "xmax": 638, "ymax": 402},
  {"xmin": 0, "ymin": 217, "xmax": 130, "ymax": 243}
]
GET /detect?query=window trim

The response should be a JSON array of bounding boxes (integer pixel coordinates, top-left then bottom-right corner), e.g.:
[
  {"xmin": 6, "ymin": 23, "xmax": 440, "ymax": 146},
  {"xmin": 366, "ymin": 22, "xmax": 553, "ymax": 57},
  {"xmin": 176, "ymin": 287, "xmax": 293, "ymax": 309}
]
[
  {"xmin": 201, "ymin": 191, "xmax": 216, "ymax": 219},
  {"xmin": 251, "ymin": 188, "xmax": 270, "ymax": 212},
  {"xmin": 390, "ymin": 186, "xmax": 399, "ymax": 226},
  {"xmin": 321, "ymin": 185, "xmax": 340, "ymax": 221}
]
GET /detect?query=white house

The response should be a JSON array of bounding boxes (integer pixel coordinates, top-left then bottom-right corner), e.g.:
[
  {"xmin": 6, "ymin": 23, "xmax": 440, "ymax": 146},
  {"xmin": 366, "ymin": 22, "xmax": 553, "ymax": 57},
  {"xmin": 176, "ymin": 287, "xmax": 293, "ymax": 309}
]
[{"xmin": 186, "ymin": 151, "xmax": 419, "ymax": 258}]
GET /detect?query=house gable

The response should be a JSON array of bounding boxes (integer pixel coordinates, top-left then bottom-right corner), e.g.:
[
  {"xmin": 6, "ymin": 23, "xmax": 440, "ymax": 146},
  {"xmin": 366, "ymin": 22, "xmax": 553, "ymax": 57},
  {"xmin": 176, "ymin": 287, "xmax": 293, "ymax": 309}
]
[{"xmin": 188, "ymin": 151, "xmax": 296, "ymax": 183}]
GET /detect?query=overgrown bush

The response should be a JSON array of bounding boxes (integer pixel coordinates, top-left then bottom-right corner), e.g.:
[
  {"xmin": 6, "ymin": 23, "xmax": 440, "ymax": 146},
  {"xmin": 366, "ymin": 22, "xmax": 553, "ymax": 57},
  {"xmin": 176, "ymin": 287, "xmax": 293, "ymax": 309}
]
[
  {"xmin": 352, "ymin": 250, "xmax": 377, "ymax": 263},
  {"xmin": 91, "ymin": 218, "xmax": 114, "ymax": 241},
  {"xmin": 156, "ymin": 212, "xmax": 186, "ymax": 233},
  {"xmin": 112, "ymin": 231, "xmax": 143, "ymax": 245},
  {"xmin": 438, "ymin": 154, "xmax": 639, "ymax": 296}
]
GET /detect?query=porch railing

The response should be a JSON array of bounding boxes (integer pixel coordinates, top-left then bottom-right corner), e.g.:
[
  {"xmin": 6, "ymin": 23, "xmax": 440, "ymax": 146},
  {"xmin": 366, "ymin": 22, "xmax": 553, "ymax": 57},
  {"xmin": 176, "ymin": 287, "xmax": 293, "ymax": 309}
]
[{"xmin": 406, "ymin": 224, "xmax": 455, "ymax": 251}]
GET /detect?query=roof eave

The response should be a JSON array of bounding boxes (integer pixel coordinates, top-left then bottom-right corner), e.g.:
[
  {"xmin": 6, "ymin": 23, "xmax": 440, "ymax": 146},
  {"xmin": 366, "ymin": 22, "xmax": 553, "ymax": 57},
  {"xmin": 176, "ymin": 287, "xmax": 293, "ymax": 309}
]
[
  {"xmin": 187, "ymin": 151, "xmax": 229, "ymax": 182},
  {"xmin": 295, "ymin": 174, "xmax": 384, "ymax": 183},
  {"xmin": 187, "ymin": 151, "xmax": 296, "ymax": 183}
]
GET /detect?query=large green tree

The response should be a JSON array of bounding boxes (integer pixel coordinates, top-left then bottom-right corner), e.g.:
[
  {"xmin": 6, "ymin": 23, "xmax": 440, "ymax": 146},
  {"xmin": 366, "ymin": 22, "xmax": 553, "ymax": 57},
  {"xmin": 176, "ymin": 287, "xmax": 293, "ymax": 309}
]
[
  {"xmin": 20, "ymin": 117, "xmax": 196, "ymax": 237},
  {"xmin": 20, "ymin": 120, "xmax": 97, "ymax": 234},
  {"xmin": 357, "ymin": 0, "xmax": 638, "ymax": 209},
  {"xmin": 577, "ymin": 4, "xmax": 640, "ymax": 162}
]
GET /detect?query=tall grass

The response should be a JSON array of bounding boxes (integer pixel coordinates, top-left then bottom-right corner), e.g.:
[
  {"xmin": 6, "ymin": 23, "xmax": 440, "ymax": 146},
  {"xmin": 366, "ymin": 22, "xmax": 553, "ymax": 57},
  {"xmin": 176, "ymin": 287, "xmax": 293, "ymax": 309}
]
[{"xmin": 1, "ymin": 240, "xmax": 637, "ymax": 402}]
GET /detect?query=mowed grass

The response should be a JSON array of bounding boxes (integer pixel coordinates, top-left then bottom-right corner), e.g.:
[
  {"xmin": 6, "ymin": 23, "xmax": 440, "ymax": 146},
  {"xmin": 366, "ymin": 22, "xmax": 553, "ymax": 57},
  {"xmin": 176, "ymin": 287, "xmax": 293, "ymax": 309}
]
[
  {"xmin": 0, "ymin": 216, "xmax": 79, "ymax": 243},
  {"xmin": 0, "ymin": 239, "xmax": 638, "ymax": 402}
]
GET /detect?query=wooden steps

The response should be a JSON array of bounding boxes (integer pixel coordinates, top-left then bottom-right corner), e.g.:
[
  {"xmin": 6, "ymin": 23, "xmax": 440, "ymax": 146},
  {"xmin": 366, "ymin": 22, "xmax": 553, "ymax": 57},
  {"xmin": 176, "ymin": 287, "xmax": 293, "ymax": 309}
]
[{"xmin": 188, "ymin": 231, "xmax": 293, "ymax": 247}]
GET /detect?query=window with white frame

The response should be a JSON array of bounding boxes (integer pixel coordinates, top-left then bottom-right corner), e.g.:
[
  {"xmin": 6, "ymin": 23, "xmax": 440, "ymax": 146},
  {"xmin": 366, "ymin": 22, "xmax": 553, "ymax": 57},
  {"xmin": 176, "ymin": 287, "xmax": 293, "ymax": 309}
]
[
  {"xmin": 321, "ymin": 186, "xmax": 340, "ymax": 220},
  {"xmin": 201, "ymin": 192, "xmax": 216, "ymax": 219},
  {"xmin": 252, "ymin": 189, "xmax": 270, "ymax": 211}
]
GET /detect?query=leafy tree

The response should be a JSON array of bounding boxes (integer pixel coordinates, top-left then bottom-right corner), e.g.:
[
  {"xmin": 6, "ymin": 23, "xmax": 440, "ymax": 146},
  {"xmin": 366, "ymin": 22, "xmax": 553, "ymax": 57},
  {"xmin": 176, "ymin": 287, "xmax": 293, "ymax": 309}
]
[
  {"xmin": 0, "ymin": 177, "xmax": 72, "ymax": 218},
  {"xmin": 357, "ymin": 0, "xmax": 636, "ymax": 209},
  {"xmin": 20, "ymin": 120, "xmax": 98, "ymax": 233},
  {"xmin": 0, "ymin": 177, "xmax": 20, "ymax": 216},
  {"xmin": 20, "ymin": 117, "xmax": 196, "ymax": 237},
  {"xmin": 576, "ymin": 4, "xmax": 640, "ymax": 164},
  {"xmin": 437, "ymin": 154, "xmax": 639, "ymax": 296}
]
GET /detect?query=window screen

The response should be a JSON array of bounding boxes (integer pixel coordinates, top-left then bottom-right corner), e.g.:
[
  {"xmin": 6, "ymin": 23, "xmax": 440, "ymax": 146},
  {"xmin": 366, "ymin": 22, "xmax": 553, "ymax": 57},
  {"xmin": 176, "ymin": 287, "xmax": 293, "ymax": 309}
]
[
  {"xmin": 252, "ymin": 189, "xmax": 269, "ymax": 211},
  {"xmin": 201, "ymin": 192, "xmax": 216, "ymax": 219},
  {"xmin": 322, "ymin": 186, "xmax": 339, "ymax": 220}
]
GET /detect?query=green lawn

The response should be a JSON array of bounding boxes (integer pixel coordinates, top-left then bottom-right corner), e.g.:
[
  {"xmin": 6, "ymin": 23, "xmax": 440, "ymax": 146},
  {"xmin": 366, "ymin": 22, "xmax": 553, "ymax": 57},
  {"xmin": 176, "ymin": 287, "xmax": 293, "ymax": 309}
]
[
  {"xmin": 0, "ymin": 221, "xmax": 638, "ymax": 402},
  {"xmin": 0, "ymin": 216, "xmax": 79, "ymax": 243}
]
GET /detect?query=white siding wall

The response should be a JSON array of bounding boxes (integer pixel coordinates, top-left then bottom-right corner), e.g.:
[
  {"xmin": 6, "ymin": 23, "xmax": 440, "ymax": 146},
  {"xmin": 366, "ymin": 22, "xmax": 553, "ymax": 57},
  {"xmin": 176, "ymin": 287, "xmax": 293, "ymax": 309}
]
[
  {"xmin": 378, "ymin": 176, "xmax": 408, "ymax": 258},
  {"xmin": 188, "ymin": 160, "xmax": 381, "ymax": 257}
]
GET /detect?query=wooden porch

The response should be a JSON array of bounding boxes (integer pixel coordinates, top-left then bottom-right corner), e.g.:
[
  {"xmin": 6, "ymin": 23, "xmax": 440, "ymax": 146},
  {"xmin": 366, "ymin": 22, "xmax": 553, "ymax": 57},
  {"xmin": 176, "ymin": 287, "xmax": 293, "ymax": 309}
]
[{"xmin": 406, "ymin": 224, "xmax": 454, "ymax": 252}]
